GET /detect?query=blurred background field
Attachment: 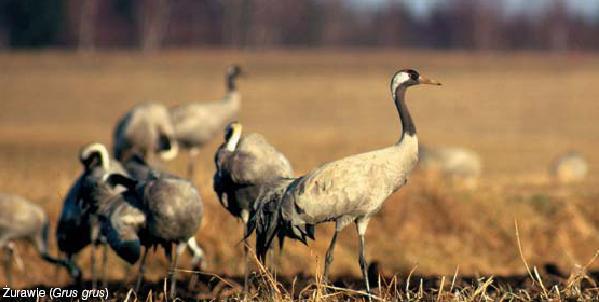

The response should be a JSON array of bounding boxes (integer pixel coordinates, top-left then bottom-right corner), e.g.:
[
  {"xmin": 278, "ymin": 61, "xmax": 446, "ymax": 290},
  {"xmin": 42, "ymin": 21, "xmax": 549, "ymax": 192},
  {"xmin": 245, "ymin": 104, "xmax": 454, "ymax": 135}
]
[
  {"xmin": 1, "ymin": 50, "xmax": 599, "ymax": 289},
  {"xmin": 1, "ymin": 0, "xmax": 599, "ymax": 297}
]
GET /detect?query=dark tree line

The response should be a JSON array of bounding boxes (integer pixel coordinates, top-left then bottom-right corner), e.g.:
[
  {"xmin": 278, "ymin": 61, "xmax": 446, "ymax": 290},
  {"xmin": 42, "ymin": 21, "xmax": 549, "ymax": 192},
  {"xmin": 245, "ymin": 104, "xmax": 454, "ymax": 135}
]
[{"xmin": 0, "ymin": 0, "xmax": 598, "ymax": 51}]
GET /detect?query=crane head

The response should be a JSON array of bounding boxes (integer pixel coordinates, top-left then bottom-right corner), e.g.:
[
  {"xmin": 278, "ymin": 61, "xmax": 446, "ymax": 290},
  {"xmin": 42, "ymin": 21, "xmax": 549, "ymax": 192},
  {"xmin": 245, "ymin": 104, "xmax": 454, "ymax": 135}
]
[
  {"xmin": 228, "ymin": 64, "xmax": 244, "ymax": 78},
  {"xmin": 224, "ymin": 121, "xmax": 243, "ymax": 151},
  {"xmin": 79, "ymin": 142, "xmax": 110, "ymax": 171},
  {"xmin": 390, "ymin": 69, "xmax": 441, "ymax": 95}
]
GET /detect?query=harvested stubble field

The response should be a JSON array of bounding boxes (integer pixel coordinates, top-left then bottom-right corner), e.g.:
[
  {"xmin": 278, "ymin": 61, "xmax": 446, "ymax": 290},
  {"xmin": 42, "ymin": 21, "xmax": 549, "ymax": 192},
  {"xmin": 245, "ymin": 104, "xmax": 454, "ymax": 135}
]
[{"xmin": 1, "ymin": 50, "xmax": 599, "ymax": 301}]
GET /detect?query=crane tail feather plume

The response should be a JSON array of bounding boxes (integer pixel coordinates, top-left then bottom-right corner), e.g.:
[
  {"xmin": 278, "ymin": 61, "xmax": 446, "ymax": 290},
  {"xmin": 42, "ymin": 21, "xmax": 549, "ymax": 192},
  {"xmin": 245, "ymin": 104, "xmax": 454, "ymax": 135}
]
[{"xmin": 248, "ymin": 178, "xmax": 314, "ymax": 262}]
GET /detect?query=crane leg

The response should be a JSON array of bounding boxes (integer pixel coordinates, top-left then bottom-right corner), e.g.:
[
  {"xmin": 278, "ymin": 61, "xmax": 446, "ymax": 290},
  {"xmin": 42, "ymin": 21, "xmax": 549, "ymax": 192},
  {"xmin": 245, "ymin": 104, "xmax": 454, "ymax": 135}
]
[
  {"xmin": 90, "ymin": 244, "xmax": 97, "ymax": 289},
  {"xmin": 323, "ymin": 230, "xmax": 339, "ymax": 283},
  {"xmin": 101, "ymin": 243, "xmax": 108, "ymax": 287},
  {"xmin": 187, "ymin": 149, "xmax": 199, "ymax": 180},
  {"xmin": 356, "ymin": 217, "xmax": 372, "ymax": 302},
  {"xmin": 90, "ymin": 216, "xmax": 100, "ymax": 289},
  {"xmin": 3, "ymin": 244, "xmax": 13, "ymax": 288},
  {"xmin": 169, "ymin": 243, "xmax": 184, "ymax": 299},
  {"xmin": 241, "ymin": 210, "xmax": 251, "ymax": 296},
  {"xmin": 135, "ymin": 247, "xmax": 149, "ymax": 293}
]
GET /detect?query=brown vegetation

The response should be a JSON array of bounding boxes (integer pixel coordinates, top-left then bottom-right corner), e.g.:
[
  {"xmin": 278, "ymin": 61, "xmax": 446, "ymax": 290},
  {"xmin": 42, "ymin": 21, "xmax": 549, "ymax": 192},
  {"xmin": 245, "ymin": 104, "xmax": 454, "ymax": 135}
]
[{"xmin": 0, "ymin": 51, "xmax": 598, "ymax": 300}]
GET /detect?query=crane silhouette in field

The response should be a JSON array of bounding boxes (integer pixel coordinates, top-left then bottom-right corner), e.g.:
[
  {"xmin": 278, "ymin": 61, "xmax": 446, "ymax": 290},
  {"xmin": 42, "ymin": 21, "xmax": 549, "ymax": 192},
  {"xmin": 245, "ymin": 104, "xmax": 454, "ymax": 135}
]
[
  {"xmin": 252, "ymin": 69, "xmax": 441, "ymax": 300},
  {"xmin": 170, "ymin": 65, "xmax": 244, "ymax": 179}
]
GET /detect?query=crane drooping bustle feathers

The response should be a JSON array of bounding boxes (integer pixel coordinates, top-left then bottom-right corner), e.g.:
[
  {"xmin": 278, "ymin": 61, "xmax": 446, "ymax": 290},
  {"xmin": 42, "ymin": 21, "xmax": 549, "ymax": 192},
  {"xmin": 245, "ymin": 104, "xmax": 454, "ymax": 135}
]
[
  {"xmin": 248, "ymin": 177, "xmax": 314, "ymax": 261},
  {"xmin": 247, "ymin": 69, "xmax": 440, "ymax": 300},
  {"xmin": 213, "ymin": 121, "xmax": 295, "ymax": 293}
]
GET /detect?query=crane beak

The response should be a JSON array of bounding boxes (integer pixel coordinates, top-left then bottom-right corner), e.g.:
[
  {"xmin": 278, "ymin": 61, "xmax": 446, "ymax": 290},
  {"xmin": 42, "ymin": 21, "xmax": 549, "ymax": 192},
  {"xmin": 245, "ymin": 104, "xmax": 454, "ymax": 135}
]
[{"xmin": 419, "ymin": 77, "xmax": 442, "ymax": 86}]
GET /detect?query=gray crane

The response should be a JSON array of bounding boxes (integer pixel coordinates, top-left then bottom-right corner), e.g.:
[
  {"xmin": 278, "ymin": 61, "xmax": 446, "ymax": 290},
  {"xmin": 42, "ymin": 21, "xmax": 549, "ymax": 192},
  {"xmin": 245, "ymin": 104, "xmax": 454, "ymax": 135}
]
[
  {"xmin": 1, "ymin": 193, "xmax": 81, "ymax": 286},
  {"xmin": 118, "ymin": 153, "xmax": 205, "ymax": 269},
  {"xmin": 113, "ymin": 102, "xmax": 179, "ymax": 163},
  {"xmin": 170, "ymin": 65, "xmax": 243, "ymax": 179},
  {"xmin": 103, "ymin": 166, "xmax": 204, "ymax": 299},
  {"xmin": 253, "ymin": 69, "xmax": 441, "ymax": 300},
  {"xmin": 65, "ymin": 143, "xmax": 204, "ymax": 295},
  {"xmin": 213, "ymin": 121, "xmax": 294, "ymax": 291},
  {"xmin": 57, "ymin": 142, "xmax": 128, "ymax": 287}
]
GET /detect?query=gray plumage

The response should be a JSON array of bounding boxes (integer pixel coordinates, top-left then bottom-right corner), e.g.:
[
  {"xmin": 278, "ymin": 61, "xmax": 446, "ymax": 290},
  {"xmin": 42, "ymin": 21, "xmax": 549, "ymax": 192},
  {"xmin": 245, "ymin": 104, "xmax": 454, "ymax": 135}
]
[
  {"xmin": 121, "ymin": 153, "xmax": 205, "ymax": 267},
  {"xmin": 1, "ymin": 193, "xmax": 80, "ymax": 286},
  {"xmin": 113, "ymin": 102, "xmax": 179, "ymax": 163},
  {"xmin": 56, "ymin": 142, "xmax": 127, "ymax": 285},
  {"xmin": 214, "ymin": 122, "xmax": 294, "ymax": 223},
  {"xmin": 170, "ymin": 65, "xmax": 243, "ymax": 178},
  {"xmin": 550, "ymin": 151, "xmax": 588, "ymax": 183},
  {"xmin": 104, "ymin": 165, "xmax": 204, "ymax": 298},
  {"xmin": 213, "ymin": 122, "xmax": 293, "ymax": 293},
  {"xmin": 59, "ymin": 143, "xmax": 204, "ymax": 295},
  {"xmin": 253, "ymin": 69, "xmax": 441, "ymax": 300}
]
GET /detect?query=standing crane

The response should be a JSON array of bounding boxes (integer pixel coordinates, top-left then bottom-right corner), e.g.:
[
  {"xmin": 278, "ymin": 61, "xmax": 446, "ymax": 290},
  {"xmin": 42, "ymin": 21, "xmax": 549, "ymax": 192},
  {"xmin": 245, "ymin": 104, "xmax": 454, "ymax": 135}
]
[
  {"xmin": 170, "ymin": 65, "xmax": 243, "ymax": 179},
  {"xmin": 213, "ymin": 121, "xmax": 294, "ymax": 291},
  {"xmin": 1, "ymin": 193, "xmax": 81, "ymax": 286},
  {"xmin": 253, "ymin": 69, "xmax": 441, "ymax": 300}
]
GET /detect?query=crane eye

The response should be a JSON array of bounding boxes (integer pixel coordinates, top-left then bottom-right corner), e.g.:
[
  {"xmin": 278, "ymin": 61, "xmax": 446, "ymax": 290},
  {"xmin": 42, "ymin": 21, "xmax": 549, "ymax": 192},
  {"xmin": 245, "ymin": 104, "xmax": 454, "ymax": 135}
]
[{"xmin": 409, "ymin": 71, "xmax": 419, "ymax": 81}]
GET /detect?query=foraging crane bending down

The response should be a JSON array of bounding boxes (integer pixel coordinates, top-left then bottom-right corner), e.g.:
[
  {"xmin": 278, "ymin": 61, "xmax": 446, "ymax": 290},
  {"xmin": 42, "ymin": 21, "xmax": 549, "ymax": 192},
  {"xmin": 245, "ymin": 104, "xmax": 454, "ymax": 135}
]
[
  {"xmin": 170, "ymin": 65, "xmax": 243, "ymax": 179},
  {"xmin": 103, "ymin": 168, "xmax": 203, "ymax": 298},
  {"xmin": 254, "ymin": 69, "xmax": 441, "ymax": 300},
  {"xmin": 118, "ymin": 153, "xmax": 206, "ymax": 268},
  {"xmin": 113, "ymin": 102, "xmax": 179, "ymax": 163},
  {"xmin": 213, "ymin": 121, "xmax": 294, "ymax": 291},
  {"xmin": 1, "ymin": 193, "xmax": 81, "ymax": 286},
  {"xmin": 57, "ymin": 142, "xmax": 128, "ymax": 286}
]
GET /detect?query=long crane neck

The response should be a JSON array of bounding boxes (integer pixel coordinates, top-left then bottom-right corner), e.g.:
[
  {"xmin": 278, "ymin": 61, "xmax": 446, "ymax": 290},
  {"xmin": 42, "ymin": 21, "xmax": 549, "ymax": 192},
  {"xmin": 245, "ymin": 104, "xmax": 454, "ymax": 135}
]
[
  {"xmin": 227, "ymin": 73, "xmax": 237, "ymax": 93},
  {"xmin": 394, "ymin": 86, "xmax": 416, "ymax": 144}
]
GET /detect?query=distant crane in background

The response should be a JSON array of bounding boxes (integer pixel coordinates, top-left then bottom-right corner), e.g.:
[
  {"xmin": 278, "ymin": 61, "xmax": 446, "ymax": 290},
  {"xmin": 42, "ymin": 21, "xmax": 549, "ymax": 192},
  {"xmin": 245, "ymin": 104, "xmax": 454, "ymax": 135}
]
[
  {"xmin": 113, "ymin": 102, "xmax": 179, "ymax": 163},
  {"xmin": 253, "ymin": 69, "xmax": 441, "ymax": 301},
  {"xmin": 418, "ymin": 145, "xmax": 482, "ymax": 189},
  {"xmin": 1, "ymin": 193, "xmax": 81, "ymax": 286},
  {"xmin": 170, "ymin": 65, "xmax": 243, "ymax": 179},
  {"xmin": 550, "ymin": 151, "xmax": 588, "ymax": 183}
]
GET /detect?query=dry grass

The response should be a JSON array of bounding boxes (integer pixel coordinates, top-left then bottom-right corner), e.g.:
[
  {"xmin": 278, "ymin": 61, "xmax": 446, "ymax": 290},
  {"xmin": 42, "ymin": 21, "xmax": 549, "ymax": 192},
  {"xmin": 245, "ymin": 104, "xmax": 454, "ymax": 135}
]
[{"xmin": 1, "ymin": 50, "xmax": 599, "ymax": 299}]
